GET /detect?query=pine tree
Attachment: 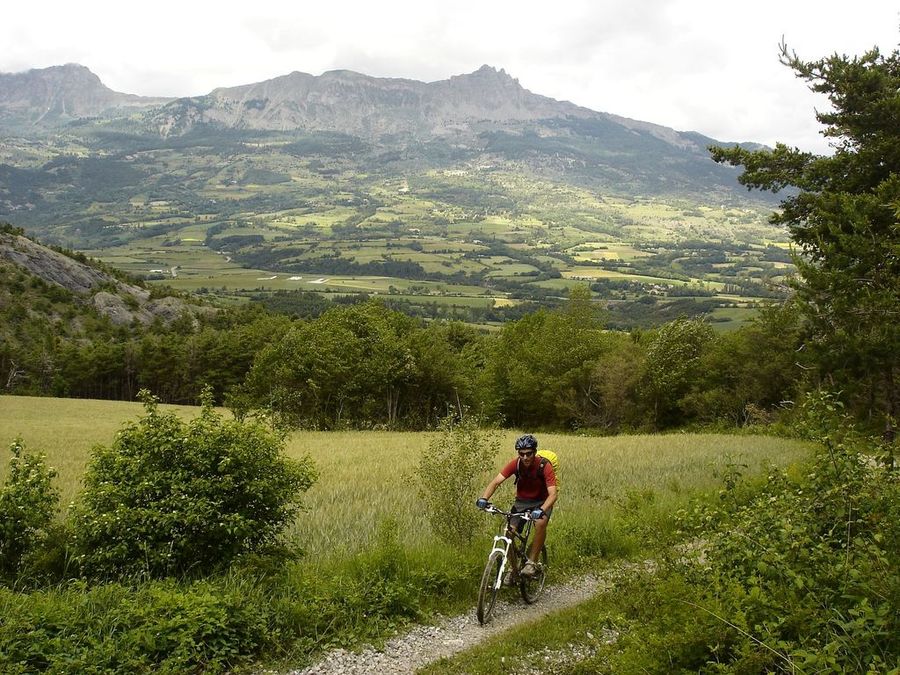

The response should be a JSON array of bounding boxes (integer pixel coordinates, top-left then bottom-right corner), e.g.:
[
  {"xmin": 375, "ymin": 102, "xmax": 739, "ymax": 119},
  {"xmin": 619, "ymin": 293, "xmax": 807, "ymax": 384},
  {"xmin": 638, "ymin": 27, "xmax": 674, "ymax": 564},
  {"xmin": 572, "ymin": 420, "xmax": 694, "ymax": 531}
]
[{"xmin": 711, "ymin": 39, "xmax": 900, "ymax": 438}]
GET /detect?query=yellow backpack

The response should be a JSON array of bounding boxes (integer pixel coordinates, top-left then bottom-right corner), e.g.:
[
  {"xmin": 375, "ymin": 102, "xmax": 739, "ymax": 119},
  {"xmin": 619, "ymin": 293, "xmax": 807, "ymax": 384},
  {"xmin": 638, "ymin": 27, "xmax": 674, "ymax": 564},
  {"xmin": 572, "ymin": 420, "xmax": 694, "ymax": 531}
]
[{"xmin": 514, "ymin": 449, "xmax": 560, "ymax": 491}]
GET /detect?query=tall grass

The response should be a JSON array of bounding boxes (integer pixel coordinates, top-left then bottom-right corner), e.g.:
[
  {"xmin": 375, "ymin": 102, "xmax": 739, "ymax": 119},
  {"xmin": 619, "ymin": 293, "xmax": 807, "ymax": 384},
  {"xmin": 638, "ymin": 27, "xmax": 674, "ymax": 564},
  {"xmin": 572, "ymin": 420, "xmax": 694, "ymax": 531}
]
[{"xmin": 2, "ymin": 396, "xmax": 812, "ymax": 562}]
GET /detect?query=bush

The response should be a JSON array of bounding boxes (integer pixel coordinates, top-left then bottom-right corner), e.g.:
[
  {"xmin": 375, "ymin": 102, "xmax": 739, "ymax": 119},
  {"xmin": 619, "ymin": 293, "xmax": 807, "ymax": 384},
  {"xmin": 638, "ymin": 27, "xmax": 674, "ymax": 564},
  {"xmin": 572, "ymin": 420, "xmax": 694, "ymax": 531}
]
[
  {"xmin": 411, "ymin": 415, "xmax": 499, "ymax": 544},
  {"xmin": 70, "ymin": 389, "xmax": 317, "ymax": 579},
  {"xmin": 576, "ymin": 394, "xmax": 899, "ymax": 673},
  {"xmin": 0, "ymin": 577, "xmax": 274, "ymax": 674},
  {"xmin": 0, "ymin": 439, "xmax": 59, "ymax": 582}
]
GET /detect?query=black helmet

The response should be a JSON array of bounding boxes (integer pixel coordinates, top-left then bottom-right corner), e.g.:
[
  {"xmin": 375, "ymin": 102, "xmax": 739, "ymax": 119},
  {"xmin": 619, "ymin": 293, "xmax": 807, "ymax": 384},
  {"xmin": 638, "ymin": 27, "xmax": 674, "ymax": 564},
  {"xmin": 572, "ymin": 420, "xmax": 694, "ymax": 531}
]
[{"xmin": 515, "ymin": 434, "xmax": 538, "ymax": 451}]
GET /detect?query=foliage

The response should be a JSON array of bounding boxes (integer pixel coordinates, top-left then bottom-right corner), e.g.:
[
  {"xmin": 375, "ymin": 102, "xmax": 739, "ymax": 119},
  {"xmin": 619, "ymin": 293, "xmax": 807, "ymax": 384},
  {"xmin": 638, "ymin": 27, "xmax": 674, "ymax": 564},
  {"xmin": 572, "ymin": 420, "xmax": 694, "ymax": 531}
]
[
  {"xmin": 487, "ymin": 286, "xmax": 609, "ymax": 428},
  {"xmin": 412, "ymin": 414, "xmax": 500, "ymax": 544},
  {"xmin": 554, "ymin": 398, "xmax": 899, "ymax": 673},
  {"xmin": 682, "ymin": 302, "xmax": 805, "ymax": 425},
  {"xmin": 0, "ymin": 576, "xmax": 275, "ymax": 674},
  {"xmin": 240, "ymin": 301, "xmax": 484, "ymax": 429},
  {"xmin": 711, "ymin": 40, "xmax": 900, "ymax": 437},
  {"xmin": 69, "ymin": 389, "xmax": 316, "ymax": 579},
  {"xmin": 640, "ymin": 317, "xmax": 714, "ymax": 428},
  {"xmin": 0, "ymin": 439, "xmax": 59, "ymax": 582}
]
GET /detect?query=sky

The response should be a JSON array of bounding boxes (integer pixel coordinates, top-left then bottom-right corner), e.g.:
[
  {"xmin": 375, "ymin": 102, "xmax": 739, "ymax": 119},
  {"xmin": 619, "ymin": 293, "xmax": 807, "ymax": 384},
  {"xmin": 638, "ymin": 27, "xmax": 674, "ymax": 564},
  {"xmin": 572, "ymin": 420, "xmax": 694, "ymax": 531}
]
[{"xmin": 2, "ymin": 1, "xmax": 898, "ymax": 155}]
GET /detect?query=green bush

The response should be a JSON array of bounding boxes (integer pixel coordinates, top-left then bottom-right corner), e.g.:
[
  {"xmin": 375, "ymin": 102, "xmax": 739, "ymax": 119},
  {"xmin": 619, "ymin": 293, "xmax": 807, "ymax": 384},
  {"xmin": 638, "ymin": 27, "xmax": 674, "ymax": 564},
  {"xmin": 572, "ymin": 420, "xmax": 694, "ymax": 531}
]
[
  {"xmin": 0, "ymin": 439, "xmax": 59, "ymax": 582},
  {"xmin": 411, "ymin": 415, "xmax": 499, "ymax": 545},
  {"xmin": 70, "ymin": 389, "xmax": 317, "ymax": 579},
  {"xmin": 571, "ymin": 396, "xmax": 899, "ymax": 673},
  {"xmin": 0, "ymin": 577, "xmax": 274, "ymax": 674}
]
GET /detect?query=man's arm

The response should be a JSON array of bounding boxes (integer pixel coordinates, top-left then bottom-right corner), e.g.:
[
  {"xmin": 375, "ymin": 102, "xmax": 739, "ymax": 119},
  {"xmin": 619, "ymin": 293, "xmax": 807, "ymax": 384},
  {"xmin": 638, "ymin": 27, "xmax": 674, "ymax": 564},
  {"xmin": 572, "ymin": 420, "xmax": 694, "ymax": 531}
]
[
  {"xmin": 480, "ymin": 472, "xmax": 508, "ymax": 502},
  {"xmin": 540, "ymin": 485, "xmax": 558, "ymax": 512}
]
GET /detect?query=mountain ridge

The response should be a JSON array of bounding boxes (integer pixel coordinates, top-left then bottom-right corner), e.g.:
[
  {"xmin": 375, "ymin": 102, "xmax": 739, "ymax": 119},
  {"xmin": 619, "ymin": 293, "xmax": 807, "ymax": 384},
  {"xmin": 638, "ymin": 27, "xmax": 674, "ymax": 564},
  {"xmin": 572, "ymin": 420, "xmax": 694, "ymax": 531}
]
[
  {"xmin": 0, "ymin": 63, "xmax": 759, "ymax": 154},
  {"xmin": 0, "ymin": 63, "xmax": 172, "ymax": 125}
]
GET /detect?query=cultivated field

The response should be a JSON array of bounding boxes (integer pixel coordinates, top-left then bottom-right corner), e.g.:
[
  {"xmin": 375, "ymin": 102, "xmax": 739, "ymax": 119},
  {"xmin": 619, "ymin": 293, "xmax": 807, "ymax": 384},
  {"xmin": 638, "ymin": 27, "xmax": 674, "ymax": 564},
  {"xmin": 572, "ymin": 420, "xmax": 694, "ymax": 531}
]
[{"xmin": 1, "ymin": 396, "xmax": 812, "ymax": 562}]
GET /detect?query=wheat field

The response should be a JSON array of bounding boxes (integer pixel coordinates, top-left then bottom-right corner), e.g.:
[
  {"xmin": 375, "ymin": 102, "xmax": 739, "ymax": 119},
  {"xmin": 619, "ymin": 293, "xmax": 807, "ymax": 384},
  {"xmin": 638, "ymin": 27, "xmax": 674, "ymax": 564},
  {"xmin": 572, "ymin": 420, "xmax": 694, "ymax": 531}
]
[{"xmin": 0, "ymin": 395, "xmax": 812, "ymax": 559}]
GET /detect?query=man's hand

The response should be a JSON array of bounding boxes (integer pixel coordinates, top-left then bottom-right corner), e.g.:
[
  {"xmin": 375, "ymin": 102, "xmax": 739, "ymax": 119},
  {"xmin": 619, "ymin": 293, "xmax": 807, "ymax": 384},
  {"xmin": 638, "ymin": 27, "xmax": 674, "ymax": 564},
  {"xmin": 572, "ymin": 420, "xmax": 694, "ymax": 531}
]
[
  {"xmin": 531, "ymin": 508, "xmax": 545, "ymax": 520},
  {"xmin": 476, "ymin": 498, "xmax": 490, "ymax": 510}
]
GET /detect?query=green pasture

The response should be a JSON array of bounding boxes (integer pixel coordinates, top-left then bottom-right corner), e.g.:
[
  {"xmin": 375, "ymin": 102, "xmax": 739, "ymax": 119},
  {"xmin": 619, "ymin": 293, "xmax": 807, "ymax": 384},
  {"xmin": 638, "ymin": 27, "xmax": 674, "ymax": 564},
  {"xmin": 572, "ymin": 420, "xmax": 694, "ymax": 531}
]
[
  {"xmin": 709, "ymin": 306, "xmax": 760, "ymax": 330},
  {"xmin": 1, "ymin": 396, "xmax": 811, "ymax": 563}
]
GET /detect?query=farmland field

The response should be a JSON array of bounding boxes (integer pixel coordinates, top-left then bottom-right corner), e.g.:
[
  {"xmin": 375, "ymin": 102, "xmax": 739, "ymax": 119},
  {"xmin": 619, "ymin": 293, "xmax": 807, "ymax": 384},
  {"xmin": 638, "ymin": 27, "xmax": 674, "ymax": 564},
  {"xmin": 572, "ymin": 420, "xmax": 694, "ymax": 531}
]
[{"xmin": 1, "ymin": 396, "xmax": 812, "ymax": 560}]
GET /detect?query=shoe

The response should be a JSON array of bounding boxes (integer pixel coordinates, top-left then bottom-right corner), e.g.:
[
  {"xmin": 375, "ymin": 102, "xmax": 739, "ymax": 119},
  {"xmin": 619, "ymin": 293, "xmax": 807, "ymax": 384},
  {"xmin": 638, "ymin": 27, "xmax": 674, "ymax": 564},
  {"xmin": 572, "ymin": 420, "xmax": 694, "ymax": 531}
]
[
  {"xmin": 503, "ymin": 569, "xmax": 515, "ymax": 586},
  {"xmin": 521, "ymin": 560, "xmax": 537, "ymax": 577}
]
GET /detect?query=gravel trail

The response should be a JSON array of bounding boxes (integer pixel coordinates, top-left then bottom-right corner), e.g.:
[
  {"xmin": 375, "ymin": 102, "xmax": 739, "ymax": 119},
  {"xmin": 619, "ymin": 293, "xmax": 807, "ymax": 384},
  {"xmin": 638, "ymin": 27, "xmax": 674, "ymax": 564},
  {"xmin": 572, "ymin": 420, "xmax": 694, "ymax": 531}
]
[{"xmin": 289, "ymin": 564, "xmax": 644, "ymax": 675}]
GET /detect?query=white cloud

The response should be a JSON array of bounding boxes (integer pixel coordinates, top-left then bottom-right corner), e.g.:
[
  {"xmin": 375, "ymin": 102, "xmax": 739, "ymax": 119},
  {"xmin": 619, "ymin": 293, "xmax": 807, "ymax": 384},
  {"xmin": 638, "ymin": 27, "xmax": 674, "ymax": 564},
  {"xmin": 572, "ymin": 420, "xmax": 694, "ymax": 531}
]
[{"xmin": 2, "ymin": 0, "xmax": 897, "ymax": 154}]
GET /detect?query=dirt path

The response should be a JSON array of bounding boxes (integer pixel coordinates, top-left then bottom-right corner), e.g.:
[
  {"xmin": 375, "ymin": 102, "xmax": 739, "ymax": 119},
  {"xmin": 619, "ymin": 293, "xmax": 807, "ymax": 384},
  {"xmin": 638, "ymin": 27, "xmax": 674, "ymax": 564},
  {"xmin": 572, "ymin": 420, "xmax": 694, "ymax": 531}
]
[{"xmin": 288, "ymin": 565, "xmax": 642, "ymax": 675}]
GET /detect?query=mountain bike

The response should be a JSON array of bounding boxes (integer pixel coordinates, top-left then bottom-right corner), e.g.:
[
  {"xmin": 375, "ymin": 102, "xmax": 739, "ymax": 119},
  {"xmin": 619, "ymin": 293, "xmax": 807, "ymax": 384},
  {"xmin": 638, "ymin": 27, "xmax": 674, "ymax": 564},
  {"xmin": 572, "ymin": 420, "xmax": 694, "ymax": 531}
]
[{"xmin": 476, "ymin": 504, "xmax": 548, "ymax": 625}]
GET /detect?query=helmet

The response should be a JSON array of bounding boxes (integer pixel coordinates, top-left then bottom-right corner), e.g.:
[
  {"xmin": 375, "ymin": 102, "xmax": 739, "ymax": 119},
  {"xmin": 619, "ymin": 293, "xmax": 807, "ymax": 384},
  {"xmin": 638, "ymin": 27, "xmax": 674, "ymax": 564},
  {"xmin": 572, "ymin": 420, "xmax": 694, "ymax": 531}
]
[{"xmin": 515, "ymin": 434, "xmax": 538, "ymax": 451}]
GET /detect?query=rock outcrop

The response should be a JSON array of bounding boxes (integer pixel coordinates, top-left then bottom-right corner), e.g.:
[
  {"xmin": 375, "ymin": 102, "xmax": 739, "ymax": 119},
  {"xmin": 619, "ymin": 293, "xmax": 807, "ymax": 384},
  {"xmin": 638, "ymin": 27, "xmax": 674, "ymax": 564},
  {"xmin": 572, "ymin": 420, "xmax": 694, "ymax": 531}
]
[{"xmin": 0, "ymin": 231, "xmax": 206, "ymax": 326}]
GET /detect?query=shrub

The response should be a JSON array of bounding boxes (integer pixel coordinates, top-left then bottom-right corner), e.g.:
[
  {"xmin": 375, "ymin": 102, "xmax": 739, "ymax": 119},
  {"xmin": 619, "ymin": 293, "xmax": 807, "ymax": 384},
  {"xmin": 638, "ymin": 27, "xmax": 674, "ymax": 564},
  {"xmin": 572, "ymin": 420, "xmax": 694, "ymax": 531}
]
[
  {"xmin": 70, "ymin": 389, "xmax": 317, "ymax": 579},
  {"xmin": 580, "ymin": 394, "xmax": 899, "ymax": 673},
  {"xmin": 0, "ymin": 439, "xmax": 59, "ymax": 582},
  {"xmin": 0, "ymin": 577, "xmax": 274, "ymax": 674},
  {"xmin": 411, "ymin": 415, "xmax": 499, "ymax": 544}
]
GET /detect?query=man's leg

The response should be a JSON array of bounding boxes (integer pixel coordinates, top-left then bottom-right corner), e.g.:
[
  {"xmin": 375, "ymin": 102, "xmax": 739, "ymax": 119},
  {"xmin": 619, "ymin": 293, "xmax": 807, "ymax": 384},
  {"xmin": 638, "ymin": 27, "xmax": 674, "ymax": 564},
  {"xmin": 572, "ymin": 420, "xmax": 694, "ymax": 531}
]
[{"xmin": 528, "ymin": 517, "xmax": 548, "ymax": 563}]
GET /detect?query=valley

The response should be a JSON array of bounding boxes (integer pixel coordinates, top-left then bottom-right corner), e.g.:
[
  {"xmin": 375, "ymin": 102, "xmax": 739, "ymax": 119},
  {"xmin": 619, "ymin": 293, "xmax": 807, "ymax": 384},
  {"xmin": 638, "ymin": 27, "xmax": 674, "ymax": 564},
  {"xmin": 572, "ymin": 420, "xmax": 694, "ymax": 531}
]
[{"xmin": 0, "ymin": 64, "xmax": 791, "ymax": 329}]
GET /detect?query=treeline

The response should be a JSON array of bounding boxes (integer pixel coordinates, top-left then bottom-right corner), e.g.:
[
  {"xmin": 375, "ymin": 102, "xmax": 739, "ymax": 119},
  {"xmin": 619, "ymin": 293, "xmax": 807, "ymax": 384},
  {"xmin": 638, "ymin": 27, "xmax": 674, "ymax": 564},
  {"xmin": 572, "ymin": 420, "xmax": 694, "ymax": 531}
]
[
  {"xmin": 1, "ymin": 258, "xmax": 814, "ymax": 431},
  {"xmin": 1, "ymin": 233, "xmax": 889, "ymax": 433}
]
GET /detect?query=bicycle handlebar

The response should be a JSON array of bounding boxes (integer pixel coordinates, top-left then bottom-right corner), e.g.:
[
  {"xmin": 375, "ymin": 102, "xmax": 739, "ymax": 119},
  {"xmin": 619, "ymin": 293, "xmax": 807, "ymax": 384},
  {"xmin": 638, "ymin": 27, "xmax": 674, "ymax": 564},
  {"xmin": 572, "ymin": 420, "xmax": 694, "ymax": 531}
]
[{"xmin": 480, "ymin": 504, "xmax": 536, "ymax": 520}]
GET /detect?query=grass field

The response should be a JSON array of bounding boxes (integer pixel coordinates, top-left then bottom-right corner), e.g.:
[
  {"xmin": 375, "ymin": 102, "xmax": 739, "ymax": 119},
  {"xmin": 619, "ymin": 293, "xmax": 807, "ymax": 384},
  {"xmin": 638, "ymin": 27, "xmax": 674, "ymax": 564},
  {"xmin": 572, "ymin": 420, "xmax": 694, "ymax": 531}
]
[{"xmin": 1, "ymin": 396, "xmax": 812, "ymax": 562}]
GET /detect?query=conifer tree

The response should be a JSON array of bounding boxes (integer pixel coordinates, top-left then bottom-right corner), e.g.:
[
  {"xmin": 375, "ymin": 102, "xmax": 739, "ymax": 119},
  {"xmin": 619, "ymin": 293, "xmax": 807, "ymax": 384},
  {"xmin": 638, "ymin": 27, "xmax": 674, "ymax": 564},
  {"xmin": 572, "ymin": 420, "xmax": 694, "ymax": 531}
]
[{"xmin": 711, "ymin": 39, "xmax": 900, "ymax": 438}]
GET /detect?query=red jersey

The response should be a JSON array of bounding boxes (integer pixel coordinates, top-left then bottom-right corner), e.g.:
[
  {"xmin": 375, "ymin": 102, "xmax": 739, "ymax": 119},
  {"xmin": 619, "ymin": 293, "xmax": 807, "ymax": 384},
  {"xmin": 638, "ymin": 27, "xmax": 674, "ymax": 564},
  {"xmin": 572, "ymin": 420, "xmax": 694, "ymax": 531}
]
[{"xmin": 501, "ymin": 456, "xmax": 557, "ymax": 501}]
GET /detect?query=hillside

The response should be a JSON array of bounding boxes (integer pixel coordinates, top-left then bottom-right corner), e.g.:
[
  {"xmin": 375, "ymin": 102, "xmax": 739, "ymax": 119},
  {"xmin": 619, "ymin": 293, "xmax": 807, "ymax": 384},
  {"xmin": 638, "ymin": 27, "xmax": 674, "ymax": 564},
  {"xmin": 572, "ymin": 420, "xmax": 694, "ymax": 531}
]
[
  {"xmin": 0, "ymin": 64, "xmax": 170, "ymax": 129},
  {"xmin": 0, "ymin": 226, "xmax": 204, "ymax": 327}
]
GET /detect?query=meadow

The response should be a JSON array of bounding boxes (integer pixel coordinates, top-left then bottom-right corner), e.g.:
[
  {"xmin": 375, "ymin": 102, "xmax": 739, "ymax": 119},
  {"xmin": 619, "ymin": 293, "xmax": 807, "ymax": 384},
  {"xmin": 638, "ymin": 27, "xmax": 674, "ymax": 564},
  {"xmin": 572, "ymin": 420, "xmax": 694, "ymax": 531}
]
[
  {"xmin": 1, "ymin": 395, "xmax": 811, "ymax": 562},
  {"xmin": 0, "ymin": 395, "xmax": 819, "ymax": 671}
]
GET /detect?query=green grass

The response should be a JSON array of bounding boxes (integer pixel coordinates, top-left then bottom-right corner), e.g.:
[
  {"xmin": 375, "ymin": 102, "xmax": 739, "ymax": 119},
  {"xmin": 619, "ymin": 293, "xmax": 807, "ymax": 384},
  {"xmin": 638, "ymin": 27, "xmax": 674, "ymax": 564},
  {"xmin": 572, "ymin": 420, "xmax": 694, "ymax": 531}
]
[{"xmin": 1, "ymin": 396, "xmax": 812, "ymax": 562}]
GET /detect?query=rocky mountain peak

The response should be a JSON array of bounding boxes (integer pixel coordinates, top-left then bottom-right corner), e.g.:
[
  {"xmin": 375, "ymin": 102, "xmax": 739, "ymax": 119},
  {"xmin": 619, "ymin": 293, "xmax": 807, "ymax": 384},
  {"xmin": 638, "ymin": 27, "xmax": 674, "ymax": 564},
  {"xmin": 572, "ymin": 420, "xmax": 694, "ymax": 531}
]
[{"xmin": 0, "ymin": 63, "xmax": 170, "ymax": 124}]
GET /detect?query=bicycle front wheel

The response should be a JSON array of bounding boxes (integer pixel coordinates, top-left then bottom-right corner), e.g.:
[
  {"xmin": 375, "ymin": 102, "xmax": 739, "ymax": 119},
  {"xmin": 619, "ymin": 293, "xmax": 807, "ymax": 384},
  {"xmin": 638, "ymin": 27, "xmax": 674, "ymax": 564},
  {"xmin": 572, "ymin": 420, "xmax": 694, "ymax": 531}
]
[
  {"xmin": 476, "ymin": 550, "xmax": 505, "ymax": 624},
  {"xmin": 519, "ymin": 545, "xmax": 548, "ymax": 604}
]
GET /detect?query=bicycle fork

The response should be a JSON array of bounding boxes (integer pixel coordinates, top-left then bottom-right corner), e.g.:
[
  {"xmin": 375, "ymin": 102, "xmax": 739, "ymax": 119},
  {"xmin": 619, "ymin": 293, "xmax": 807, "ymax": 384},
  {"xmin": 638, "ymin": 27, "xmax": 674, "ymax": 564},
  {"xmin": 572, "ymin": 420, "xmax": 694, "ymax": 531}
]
[{"xmin": 489, "ymin": 533, "xmax": 514, "ymax": 591}]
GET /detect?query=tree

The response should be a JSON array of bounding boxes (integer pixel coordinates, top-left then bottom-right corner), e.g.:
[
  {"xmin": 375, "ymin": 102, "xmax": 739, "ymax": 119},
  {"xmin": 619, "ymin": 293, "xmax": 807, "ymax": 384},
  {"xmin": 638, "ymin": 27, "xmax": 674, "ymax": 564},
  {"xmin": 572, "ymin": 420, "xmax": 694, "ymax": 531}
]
[
  {"xmin": 0, "ymin": 440, "xmax": 58, "ymax": 581},
  {"xmin": 640, "ymin": 318, "xmax": 714, "ymax": 429},
  {"xmin": 486, "ymin": 285, "xmax": 607, "ymax": 428},
  {"xmin": 710, "ymin": 40, "xmax": 900, "ymax": 438}
]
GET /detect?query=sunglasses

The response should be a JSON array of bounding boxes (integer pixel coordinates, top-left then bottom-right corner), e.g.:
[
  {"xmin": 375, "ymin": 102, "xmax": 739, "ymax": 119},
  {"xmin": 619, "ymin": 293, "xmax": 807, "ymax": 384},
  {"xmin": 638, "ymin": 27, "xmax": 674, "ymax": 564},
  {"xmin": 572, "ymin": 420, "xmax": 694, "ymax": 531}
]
[{"xmin": 517, "ymin": 450, "xmax": 535, "ymax": 457}]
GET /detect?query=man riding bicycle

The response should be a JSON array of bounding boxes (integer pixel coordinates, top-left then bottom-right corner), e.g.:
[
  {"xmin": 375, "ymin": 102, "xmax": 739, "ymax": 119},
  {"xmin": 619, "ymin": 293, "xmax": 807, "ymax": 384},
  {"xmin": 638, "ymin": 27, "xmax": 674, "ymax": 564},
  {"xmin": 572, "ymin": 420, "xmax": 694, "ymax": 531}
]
[{"xmin": 476, "ymin": 434, "xmax": 557, "ymax": 577}]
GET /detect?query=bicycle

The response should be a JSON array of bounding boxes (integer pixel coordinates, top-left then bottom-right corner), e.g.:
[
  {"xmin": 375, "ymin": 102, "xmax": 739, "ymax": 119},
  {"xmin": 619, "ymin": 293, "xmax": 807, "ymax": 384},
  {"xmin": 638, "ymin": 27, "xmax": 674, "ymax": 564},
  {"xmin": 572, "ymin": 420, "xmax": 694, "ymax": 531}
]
[{"xmin": 476, "ymin": 504, "xmax": 548, "ymax": 625}]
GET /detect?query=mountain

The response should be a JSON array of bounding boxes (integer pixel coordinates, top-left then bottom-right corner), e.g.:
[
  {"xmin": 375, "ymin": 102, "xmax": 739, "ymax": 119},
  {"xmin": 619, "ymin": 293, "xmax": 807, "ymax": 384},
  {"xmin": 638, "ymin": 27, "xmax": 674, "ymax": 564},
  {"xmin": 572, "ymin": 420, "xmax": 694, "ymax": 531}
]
[
  {"xmin": 0, "ymin": 63, "xmax": 777, "ymax": 253},
  {"xmin": 150, "ymin": 65, "xmax": 588, "ymax": 137},
  {"xmin": 0, "ymin": 64, "xmax": 170, "ymax": 127}
]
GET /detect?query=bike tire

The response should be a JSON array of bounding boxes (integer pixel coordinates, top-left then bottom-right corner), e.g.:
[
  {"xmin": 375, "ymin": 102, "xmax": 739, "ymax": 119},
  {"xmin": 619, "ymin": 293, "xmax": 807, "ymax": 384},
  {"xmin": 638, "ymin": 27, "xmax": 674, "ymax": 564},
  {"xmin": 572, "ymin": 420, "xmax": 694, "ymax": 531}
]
[
  {"xmin": 519, "ymin": 545, "xmax": 548, "ymax": 604},
  {"xmin": 476, "ymin": 550, "xmax": 505, "ymax": 624}
]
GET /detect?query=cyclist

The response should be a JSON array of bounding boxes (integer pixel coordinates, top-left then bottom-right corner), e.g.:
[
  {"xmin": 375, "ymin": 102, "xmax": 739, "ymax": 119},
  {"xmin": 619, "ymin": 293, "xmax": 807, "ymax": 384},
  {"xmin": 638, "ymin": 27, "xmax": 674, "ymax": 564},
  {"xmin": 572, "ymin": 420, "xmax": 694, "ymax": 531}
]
[{"xmin": 476, "ymin": 434, "xmax": 557, "ymax": 577}]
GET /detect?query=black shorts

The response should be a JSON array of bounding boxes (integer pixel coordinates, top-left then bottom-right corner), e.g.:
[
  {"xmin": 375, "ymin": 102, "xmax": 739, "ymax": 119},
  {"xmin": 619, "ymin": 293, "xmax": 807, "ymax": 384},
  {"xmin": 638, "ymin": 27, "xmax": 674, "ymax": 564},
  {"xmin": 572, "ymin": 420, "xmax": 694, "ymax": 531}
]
[{"xmin": 510, "ymin": 499, "xmax": 552, "ymax": 530}]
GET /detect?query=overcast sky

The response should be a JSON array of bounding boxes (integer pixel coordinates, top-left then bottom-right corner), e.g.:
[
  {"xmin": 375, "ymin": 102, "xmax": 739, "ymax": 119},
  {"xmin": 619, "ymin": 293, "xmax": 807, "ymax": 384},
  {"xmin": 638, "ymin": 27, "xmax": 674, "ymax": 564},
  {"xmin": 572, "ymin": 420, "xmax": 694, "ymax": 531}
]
[{"xmin": 2, "ymin": 1, "xmax": 897, "ymax": 154}]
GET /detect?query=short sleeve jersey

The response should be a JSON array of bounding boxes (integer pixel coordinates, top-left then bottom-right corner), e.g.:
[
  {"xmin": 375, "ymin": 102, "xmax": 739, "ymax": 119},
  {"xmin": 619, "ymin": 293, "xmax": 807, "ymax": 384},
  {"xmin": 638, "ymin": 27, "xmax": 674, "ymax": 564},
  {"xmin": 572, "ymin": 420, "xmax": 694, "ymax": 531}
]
[{"xmin": 501, "ymin": 456, "xmax": 557, "ymax": 501}]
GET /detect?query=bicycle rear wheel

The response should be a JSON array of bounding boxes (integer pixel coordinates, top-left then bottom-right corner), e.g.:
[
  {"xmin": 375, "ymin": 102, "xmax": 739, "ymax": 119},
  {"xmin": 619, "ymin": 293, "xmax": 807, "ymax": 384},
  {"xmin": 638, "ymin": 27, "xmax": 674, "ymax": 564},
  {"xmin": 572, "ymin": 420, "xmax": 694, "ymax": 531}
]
[
  {"xmin": 476, "ymin": 550, "xmax": 505, "ymax": 624},
  {"xmin": 519, "ymin": 545, "xmax": 548, "ymax": 604}
]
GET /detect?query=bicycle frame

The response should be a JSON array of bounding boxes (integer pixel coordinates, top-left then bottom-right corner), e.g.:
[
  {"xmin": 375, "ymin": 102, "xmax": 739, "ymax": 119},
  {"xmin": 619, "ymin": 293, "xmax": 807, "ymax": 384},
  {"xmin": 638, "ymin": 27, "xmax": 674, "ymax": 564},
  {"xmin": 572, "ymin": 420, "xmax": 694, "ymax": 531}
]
[
  {"xmin": 477, "ymin": 504, "xmax": 547, "ymax": 624},
  {"xmin": 484, "ymin": 505, "xmax": 535, "ymax": 590}
]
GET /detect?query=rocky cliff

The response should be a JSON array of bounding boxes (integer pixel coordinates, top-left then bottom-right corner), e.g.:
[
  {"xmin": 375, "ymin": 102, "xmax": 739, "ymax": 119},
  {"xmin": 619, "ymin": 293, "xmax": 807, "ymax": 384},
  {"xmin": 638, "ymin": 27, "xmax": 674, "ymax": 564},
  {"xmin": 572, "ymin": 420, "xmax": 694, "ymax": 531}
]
[{"xmin": 0, "ymin": 231, "xmax": 208, "ymax": 326}]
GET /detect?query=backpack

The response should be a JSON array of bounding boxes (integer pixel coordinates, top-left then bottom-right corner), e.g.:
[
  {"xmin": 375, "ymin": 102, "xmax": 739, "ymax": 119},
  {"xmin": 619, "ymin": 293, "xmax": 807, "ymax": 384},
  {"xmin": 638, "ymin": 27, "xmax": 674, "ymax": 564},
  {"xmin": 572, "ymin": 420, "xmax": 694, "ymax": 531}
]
[{"xmin": 514, "ymin": 449, "xmax": 560, "ymax": 491}]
